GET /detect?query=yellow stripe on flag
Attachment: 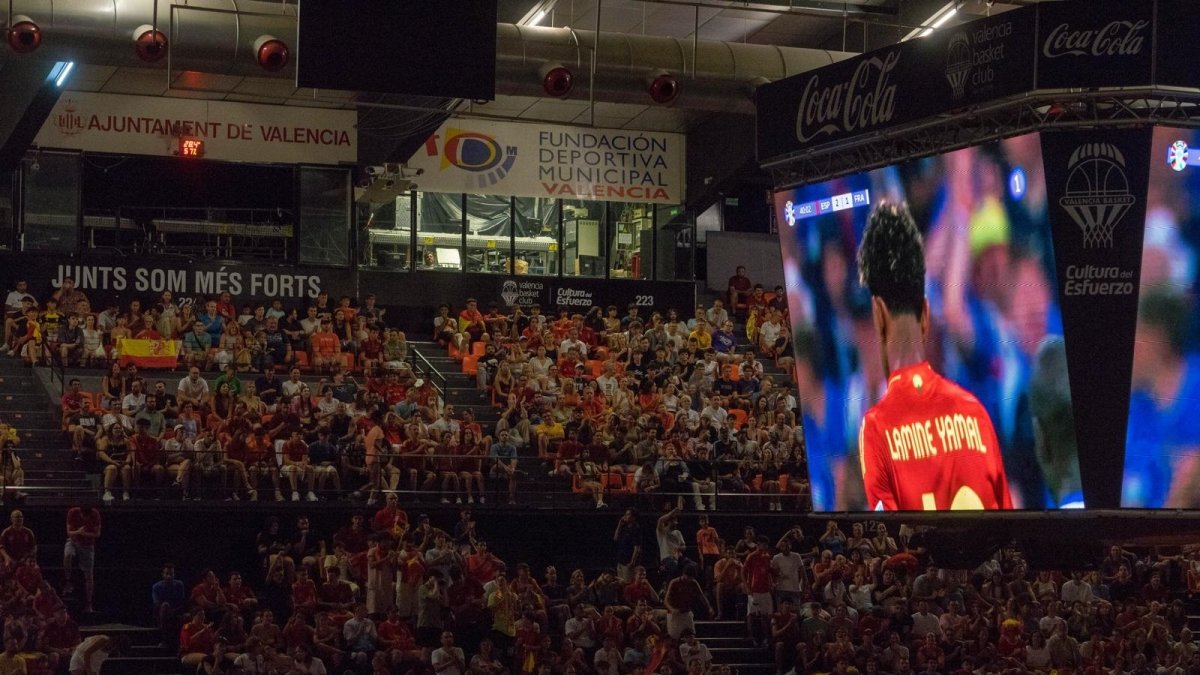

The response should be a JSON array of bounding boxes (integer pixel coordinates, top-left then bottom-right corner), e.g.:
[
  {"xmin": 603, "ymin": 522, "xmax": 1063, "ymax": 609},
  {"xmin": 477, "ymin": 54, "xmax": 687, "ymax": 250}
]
[{"xmin": 117, "ymin": 339, "xmax": 179, "ymax": 368}]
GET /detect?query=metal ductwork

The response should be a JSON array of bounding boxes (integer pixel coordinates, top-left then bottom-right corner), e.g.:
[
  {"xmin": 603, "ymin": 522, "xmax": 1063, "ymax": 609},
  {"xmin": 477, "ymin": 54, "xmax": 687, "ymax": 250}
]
[
  {"xmin": 1, "ymin": 0, "xmax": 850, "ymax": 113},
  {"xmin": 495, "ymin": 24, "xmax": 847, "ymax": 114}
]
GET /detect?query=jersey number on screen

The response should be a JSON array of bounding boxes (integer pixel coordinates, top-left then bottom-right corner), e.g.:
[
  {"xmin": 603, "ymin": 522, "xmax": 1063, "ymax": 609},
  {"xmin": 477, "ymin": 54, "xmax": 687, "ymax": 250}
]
[{"xmin": 921, "ymin": 486, "xmax": 984, "ymax": 510}]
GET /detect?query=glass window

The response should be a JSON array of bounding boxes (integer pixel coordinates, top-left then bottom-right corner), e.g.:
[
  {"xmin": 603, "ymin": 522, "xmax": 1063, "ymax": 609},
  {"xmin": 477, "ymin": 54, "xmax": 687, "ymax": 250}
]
[
  {"xmin": 297, "ymin": 167, "xmax": 351, "ymax": 266},
  {"xmin": 562, "ymin": 199, "xmax": 605, "ymax": 277},
  {"xmin": 655, "ymin": 204, "xmax": 694, "ymax": 281},
  {"xmin": 416, "ymin": 192, "xmax": 464, "ymax": 271},
  {"xmin": 464, "ymin": 194, "xmax": 512, "ymax": 274},
  {"xmin": 514, "ymin": 197, "xmax": 559, "ymax": 276},
  {"xmin": 0, "ymin": 171, "xmax": 12, "ymax": 250},
  {"xmin": 608, "ymin": 202, "xmax": 653, "ymax": 280},
  {"xmin": 22, "ymin": 152, "xmax": 79, "ymax": 253},
  {"xmin": 360, "ymin": 194, "xmax": 412, "ymax": 270}
]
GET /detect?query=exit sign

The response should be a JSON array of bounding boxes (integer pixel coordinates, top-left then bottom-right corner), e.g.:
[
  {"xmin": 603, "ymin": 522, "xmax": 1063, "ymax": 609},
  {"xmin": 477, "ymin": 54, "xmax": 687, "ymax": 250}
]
[{"xmin": 179, "ymin": 137, "xmax": 205, "ymax": 158}]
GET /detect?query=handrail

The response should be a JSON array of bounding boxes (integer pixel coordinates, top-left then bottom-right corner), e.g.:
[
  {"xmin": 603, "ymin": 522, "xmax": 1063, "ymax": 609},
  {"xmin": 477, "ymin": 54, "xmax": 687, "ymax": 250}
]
[
  {"xmin": 409, "ymin": 348, "xmax": 447, "ymax": 402},
  {"xmin": 45, "ymin": 349, "xmax": 68, "ymax": 398}
]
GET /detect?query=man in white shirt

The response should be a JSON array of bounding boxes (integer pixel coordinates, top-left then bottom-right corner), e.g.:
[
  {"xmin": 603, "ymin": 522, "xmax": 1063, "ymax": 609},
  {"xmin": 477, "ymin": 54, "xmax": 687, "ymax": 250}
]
[
  {"xmin": 699, "ymin": 401, "xmax": 728, "ymax": 428},
  {"xmin": 121, "ymin": 379, "xmax": 147, "ymax": 421},
  {"xmin": 594, "ymin": 638, "xmax": 624, "ymax": 675},
  {"xmin": 429, "ymin": 406, "xmax": 461, "ymax": 436},
  {"xmin": 705, "ymin": 300, "xmax": 729, "ymax": 330},
  {"xmin": 431, "ymin": 630, "xmax": 466, "ymax": 675},
  {"xmin": 3, "ymin": 280, "xmax": 31, "ymax": 317},
  {"xmin": 1061, "ymin": 571, "xmax": 1094, "ymax": 605},
  {"xmin": 565, "ymin": 604, "xmax": 597, "ymax": 649},
  {"xmin": 281, "ymin": 368, "xmax": 306, "ymax": 398},
  {"xmin": 771, "ymin": 539, "xmax": 805, "ymax": 604},
  {"xmin": 679, "ymin": 631, "xmax": 712, "ymax": 668},
  {"xmin": 559, "ymin": 329, "xmax": 587, "ymax": 358},
  {"xmin": 176, "ymin": 368, "xmax": 210, "ymax": 411},
  {"xmin": 911, "ymin": 600, "xmax": 943, "ymax": 640},
  {"xmin": 300, "ymin": 306, "xmax": 322, "ymax": 336},
  {"xmin": 596, "ymin": 363, "xmax": 620, "ymax": 399},
  {"xmin": 342, "ymin": 604, "xmax": 378, "ymax": 668}
]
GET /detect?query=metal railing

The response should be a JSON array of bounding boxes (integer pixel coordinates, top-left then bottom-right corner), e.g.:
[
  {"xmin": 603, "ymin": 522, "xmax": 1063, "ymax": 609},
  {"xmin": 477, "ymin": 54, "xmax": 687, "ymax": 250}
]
[{"xmin": 409, "ymin": 348, "xmax": 447, "ymax": 402}]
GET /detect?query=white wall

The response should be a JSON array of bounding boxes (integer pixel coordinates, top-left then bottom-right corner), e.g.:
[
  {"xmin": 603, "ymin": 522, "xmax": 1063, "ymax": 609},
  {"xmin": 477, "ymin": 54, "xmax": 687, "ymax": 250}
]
[{"xmin": 705, "ymin": 231, "xmax": 785, "ymax": 293}]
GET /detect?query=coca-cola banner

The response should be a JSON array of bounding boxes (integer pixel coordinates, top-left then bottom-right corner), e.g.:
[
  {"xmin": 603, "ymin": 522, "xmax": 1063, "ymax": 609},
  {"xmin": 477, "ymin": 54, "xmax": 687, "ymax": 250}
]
[
  {"xmin": 756, "ymin": 8, "xmax": 1035, "ymax": 161},
  {"xmin": 1154, "ymin": 0, "xmax": 1200, "ymax": 88},
  {"xmin": 1036, "ymin": 0, "xmax": 1154, "ymax": 90},
  {"xmin": 1040, "ymin": 128, "xmax": 1152, "ymax": 509}
]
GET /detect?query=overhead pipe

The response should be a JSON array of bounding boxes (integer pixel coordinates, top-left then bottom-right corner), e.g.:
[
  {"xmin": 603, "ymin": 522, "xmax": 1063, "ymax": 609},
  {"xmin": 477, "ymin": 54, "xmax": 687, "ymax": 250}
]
[{"xmin": 0, "ymin": 0, "xmax": 850, "ymax": 113}]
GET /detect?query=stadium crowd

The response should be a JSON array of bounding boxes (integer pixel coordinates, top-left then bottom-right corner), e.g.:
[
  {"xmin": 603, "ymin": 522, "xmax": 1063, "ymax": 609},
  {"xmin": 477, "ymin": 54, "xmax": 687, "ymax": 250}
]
[
  {"xmin": 5, "ymin": 271, "xmax": 811, "ymax": 510},
  {"xmin": 138, "ymin": 506, "xmax": 1200, "ymax": 675}
]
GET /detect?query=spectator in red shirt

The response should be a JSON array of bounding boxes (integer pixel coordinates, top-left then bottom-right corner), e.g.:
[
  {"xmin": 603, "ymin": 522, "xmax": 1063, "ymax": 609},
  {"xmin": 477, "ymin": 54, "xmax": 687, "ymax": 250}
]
[
  {"xmin": 291, "ymin": 567, "xmax": 318, "ymax": 617},
  {"xmin": 39, "ymin": 605, "xmax": 80, "ymax": 672},
  {"xmin": 372, "ymin": 493, "xmax": 409, "ymax": 538},
  {"xmin": 130, "ymin": 418, "xmax": 167, "ymax": 497},
  {"xmin": 180, "ymin": 609, "xmax": 216, "ymax": 670},
  {"xmin": 0, "ymin": 509, "xmax": 36, "ymax": 568},
  {"xmin": 63, "ymin": 504, "xmax": 100, "ymax": 613},
  {"xmin": 727, "ymin": 265, "xmax": 753, "ymax": 318},
  {"xmin": 744, "ymin": 537, "xmax": 774, "ymax": 648},
  {"xmin": 458, "ymin": 299, "xmax": 486, "ymax": 343},
  {"xmin": 224, "ymin": 571, "xmax": 258, "ymax": 617}
]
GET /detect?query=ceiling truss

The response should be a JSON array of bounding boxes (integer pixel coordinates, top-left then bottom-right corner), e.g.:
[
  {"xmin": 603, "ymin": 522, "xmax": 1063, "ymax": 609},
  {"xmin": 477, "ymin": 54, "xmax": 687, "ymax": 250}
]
[{"xmin": 766, "ymin": 89, "xmax": 1200, "ymax": 190}]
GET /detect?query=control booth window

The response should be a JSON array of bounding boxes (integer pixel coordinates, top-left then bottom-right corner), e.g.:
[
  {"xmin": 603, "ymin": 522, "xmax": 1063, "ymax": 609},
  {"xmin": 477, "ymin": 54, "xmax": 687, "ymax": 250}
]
[
  {"xmin": 608, "ymin": 202, "xmax": 652, "ymax": 280},
  {"xmin": 361, "ymin": 192, "xmax": 412, "ymax": 270},
  {"xmin": 514, "ymin": 197, "xmax": 559, "ymax": 276},
  {"xmin": 416, "ymin": 192, "xmax": 465, "ymax": 271},
  {"xmin": 562, "ymin": 199, "xmax": 605, "ymax": 278},
  {"xmin": 465, "ymin": 194, "xmax": 512, "ymax": 274},
  {"xmin": 297, "ymin": 167, "xmax": 351, "ymax": 267},
  {"xmin": 22, "ymin": 152, "xmax": 80, "ymax": 254}
]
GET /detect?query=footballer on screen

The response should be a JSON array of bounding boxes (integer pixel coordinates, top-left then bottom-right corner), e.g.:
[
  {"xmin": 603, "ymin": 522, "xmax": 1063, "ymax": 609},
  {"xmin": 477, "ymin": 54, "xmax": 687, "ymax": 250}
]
[{"xmin": 856, "ymin": 203, "xmax": 1013, "ymax": 511}]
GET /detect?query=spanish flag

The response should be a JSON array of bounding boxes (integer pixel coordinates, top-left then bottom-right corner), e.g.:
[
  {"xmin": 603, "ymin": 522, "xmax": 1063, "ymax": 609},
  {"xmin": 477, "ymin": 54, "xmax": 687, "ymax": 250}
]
[{"xmin": 117, "ymin": 338, "xmax": 179, "ymax": 369}]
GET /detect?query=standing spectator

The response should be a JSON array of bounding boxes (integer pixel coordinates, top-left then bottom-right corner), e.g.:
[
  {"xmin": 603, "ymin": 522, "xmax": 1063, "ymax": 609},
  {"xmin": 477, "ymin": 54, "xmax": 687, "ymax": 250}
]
[
  {"xmin": 63, "ymin": 505, "xmax": 100, "ymax": 614},
  {"xmin": 613, "ymin": 510, "xmax": 642, "ymax": 583},
  {"xmin": 744, "ymin": 537, "xmax": 774, "ymax": 648},
  {"xmin": 772, "ymin": 539, "xmax": 804, "ymax": 606},
  {"xmin": 663, "ymin": 564, "xmax": 710, "ymax": 639}
]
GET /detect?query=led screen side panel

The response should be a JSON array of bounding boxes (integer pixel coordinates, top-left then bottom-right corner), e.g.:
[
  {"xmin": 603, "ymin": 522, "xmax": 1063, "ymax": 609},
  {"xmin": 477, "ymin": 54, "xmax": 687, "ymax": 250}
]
[
  {"xmin": 775, "ymin": 132, "xmax": 1083, "ymax": 511},
  {"xmin": 1122, "ymin": 127, "xmax": 1200, "ymax": 508}
]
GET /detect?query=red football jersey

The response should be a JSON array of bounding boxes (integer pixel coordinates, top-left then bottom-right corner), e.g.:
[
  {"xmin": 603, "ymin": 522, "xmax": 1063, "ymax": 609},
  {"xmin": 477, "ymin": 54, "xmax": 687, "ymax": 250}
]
[{"xmin": 859, "ymin": 362, "xmax": 1012, "ymax": 511}]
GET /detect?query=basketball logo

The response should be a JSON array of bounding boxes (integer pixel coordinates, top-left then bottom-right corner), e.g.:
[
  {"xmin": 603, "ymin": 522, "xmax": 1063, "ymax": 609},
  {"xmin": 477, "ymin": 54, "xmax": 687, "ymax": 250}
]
[
  {"xmin": 1059, "ymin": 143, "xmax": 1136, "ymax": 248},
  {"xmin": 945, "ymin": 33, "xmax": 972, "ymax": 100}
]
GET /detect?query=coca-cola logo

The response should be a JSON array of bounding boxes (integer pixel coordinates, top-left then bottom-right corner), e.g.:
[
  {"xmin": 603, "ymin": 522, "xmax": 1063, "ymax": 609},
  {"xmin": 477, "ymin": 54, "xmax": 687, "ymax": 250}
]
[
  {"xmin": 1042, "ymin": 20, "xmax": 1148, "ymax": 58},
  {"xmin": 794, "ymin": 51, "xmax": 899, "ymax": 144}
]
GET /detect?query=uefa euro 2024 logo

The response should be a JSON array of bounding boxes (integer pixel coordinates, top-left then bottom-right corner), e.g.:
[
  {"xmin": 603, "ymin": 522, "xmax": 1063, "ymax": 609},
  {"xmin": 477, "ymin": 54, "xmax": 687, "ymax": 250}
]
[
  {"xmin": 945, "ymin": 33, "xmax": 972, "ymax": 100},
  {"xmin": 1059, "ymin": 143, "xmax": 1136, "ymax": 249}
]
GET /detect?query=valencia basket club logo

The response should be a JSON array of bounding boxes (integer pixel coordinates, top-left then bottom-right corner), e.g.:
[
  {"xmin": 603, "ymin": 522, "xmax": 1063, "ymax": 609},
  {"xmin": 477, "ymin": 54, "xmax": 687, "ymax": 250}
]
[
  {"xmin": 945, "ymin": 33, "xmax": 972, "ymax": 100},
  {"xmin": 501, "ymin": 280, "xmax": 519, "ymax": 306},
  {"xmin": 423, "ymin": 128, "xmax": 517, "ymax": 187},
  {"xmin": 1059, "ymin": 143, "xmax": 1136, "ymax": 248}
]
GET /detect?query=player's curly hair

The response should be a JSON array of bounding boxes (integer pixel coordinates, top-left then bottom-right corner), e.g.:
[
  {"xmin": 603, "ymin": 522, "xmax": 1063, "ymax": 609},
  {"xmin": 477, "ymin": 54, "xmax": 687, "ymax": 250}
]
[{"xmin": 857, "ymin": 201, "xmax": 925, "ymax": 318}]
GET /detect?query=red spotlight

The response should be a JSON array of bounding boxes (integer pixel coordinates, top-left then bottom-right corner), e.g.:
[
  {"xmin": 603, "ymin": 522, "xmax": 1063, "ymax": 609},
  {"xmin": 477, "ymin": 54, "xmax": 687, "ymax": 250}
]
[
  {"xmin": 541, "ymin": 65, "xmax": 575, "ymax": 98},
  {"xmin": 254, "ymin": 36, "xmax": 289, "ymax": 72},
  {"xmin": 648, "ymin": 73, "xmax": 679, "ymax": 105},
  {"xmin": 6, "ymin": 17, "xmax": 41, "ymax": 54},
  {"xmin": 134, "ymin": 27, "xmax": 168, "ymax": 63}
]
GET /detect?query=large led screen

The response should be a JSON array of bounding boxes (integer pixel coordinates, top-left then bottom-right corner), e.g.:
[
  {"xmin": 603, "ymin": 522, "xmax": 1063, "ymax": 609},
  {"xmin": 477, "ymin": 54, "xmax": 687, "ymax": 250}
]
[
  {"xmin": 775, "ymin": 133, "xmax": 1083, "ymax": 511},
  {"xmin": 1122, "ymin": 127, "xmax": 1200, "ymax": 507}
]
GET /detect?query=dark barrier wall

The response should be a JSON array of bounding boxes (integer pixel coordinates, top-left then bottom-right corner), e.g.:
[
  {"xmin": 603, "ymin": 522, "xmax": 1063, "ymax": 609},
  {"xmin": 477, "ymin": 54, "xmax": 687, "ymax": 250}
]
[{"xmin": 0, "ymin": 253, "xmax": 696, "ymax": 335}]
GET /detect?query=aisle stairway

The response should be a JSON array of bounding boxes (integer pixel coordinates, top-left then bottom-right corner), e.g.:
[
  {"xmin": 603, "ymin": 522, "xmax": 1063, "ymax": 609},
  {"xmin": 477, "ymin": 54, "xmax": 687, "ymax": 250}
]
[
  {"xmin": 698, "ymin": 619, "xmax": 774, "ymax": 675},
  {"xmin": 0, "ymin": 361, "xmax": 94, "ymax": 505},
  {"xmin": 84, "ymin": 624, "xmax": 182, "ymax": 675}
]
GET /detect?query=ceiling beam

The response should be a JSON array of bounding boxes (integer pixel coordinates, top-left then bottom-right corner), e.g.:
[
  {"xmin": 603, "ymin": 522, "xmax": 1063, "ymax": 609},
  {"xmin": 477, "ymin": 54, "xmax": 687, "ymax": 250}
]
[{"xmin": 632, "ymin": 0, "xmax": 899, "ymax": 21}]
